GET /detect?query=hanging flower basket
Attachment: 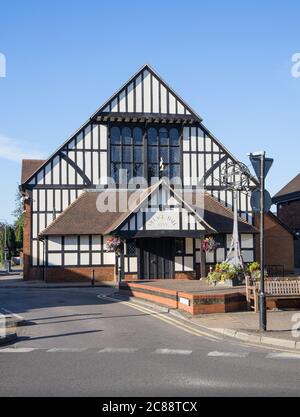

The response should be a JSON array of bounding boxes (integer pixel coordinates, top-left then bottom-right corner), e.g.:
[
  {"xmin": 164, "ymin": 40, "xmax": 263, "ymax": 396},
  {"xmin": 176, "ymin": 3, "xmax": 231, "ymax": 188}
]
[
  {"xmin": 105, "ymin": 237, "xmax": 124, "ymax": 255},
  {"xmin": 201, "ymin": 236, "xmax": 220, "ymax": 253}
]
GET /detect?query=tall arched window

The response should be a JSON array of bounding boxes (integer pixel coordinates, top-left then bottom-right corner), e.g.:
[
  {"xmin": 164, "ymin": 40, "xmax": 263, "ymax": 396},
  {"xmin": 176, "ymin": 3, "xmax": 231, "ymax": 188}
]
[
  {"xmin": 147, "ymin": 127, "xmax": 180, "ymax": 182},
  {"xmin": 110, "ymin": 126, "xmax": 144, "ymax": 183},
  {"xmin": 110, "ymin": 125, "xmax": 180, "ymax": 184}
]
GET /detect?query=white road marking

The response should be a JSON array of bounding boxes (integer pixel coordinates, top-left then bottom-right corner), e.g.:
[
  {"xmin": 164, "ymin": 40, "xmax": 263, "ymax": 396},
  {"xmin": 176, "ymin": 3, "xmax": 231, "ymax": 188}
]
[
  {"xmin": 46, "ymin": 348, "xmax": 87, "ymax": 353},
  {"xmin": 96, "ymin": 294, "xmax": 221, "ymax": 342},
  {"xmin": 1, "ymin": 308, "xmax": 24, "ymax": 321},
  {"xmin": 266, "ymin": 352, "xmax": 300, "ymax": 360},
  {"xmin": 98, "ymin": 347, "xmax": 139, "ymax": 353},
  {"xmin": 154, "ymin": 348, "xmax": 192, "ymax": 355},
  {"xmin": 208, "ymin": 351, "xmax": 249, "ymax": 358},
  {"xmin": 0, "ymin": 348, "xmax": 36, "ymax": 353}
]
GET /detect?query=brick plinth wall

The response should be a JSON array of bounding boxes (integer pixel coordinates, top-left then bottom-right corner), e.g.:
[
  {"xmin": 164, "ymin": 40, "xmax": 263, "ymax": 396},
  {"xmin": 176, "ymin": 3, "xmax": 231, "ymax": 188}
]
[
  {"xmin": 119, "ymin": 283, "xmax": 178, "ymax": 309},
  {"xmin": 177, "ymin": 291, "xmax": 247, "ymax": 315},
  {"xmin": 23, "ymin": 193, "xmax": 42, "ymax": 281},
  {"xmin": 45, "ymin": 266, "xmax": 115, "ymax": 283},
  {"xmin": 175, "ymin": 272, "xmax": 196, "ymax": 280},
  {"xmin": 119, "ymin": 282, "xmax": 247, "ymax": 315},
  {"xmin": 123, "ymin": 272, "xmax": 196, "ymax": 281}
]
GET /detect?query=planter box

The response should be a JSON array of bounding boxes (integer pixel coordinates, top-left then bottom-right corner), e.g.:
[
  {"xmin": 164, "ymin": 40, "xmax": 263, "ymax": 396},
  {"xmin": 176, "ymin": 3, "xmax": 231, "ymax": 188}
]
[{"xmin": 216, "ymin": 277, "xmax": 241, "ymax": 287}]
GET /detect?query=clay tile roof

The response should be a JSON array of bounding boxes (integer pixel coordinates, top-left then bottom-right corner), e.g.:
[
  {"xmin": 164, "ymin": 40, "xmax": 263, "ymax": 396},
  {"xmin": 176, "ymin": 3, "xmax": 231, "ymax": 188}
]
[
  {"xmin": 273, "ymin": 173, "xmax": 300, "ymax": 200},
  {"xmin": 202, "ymin": 193, "xmax": 258, "ymax": 234},
  {"xmin": 40, "ymin": 191, "xmax": 129, "ymax": 236},
  {"xmin": 21, "ymin": 159, "xmax": 45, "ymax": 184},
  {"xmin": 40, "ymin": 186, "xmax": 258, "ymax": 237}
]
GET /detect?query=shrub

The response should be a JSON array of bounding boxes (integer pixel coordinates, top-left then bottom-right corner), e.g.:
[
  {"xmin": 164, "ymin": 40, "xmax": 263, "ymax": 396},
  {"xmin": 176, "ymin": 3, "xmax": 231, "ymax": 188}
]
[{"xmin": 207, "ymin": 262, "xmax": 242, "ymax": 285}]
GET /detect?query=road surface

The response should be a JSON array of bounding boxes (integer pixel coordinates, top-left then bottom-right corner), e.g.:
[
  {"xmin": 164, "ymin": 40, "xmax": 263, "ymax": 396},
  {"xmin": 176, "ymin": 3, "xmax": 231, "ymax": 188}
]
[{"xmin": 0, "ymin": 287, "xmax": 299, "ymax": 397}]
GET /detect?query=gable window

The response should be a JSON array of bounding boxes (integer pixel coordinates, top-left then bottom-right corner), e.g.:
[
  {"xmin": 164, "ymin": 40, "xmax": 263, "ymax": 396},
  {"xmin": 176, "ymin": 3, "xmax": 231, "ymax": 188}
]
[
  {"xmin": 110, "ymin": 125, "xmax": 180, "ymax": 184},
  {"xmin": 147, "ymin": 127, "xmax": 180, "ymax": 182},
  {"xmin": 110, "ymin": 126, "xmax": 144, "ymax": 183}
]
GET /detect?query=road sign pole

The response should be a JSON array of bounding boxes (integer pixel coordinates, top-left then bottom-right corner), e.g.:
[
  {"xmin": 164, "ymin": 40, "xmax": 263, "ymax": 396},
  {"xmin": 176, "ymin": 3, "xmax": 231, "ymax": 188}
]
[
  {"xmin": 259, "ymin": 152, "xmax": 267, "ymax": 332},
  {"xmin": 249, "ymin": 151, "xmax": 273, "ymax": 332}
]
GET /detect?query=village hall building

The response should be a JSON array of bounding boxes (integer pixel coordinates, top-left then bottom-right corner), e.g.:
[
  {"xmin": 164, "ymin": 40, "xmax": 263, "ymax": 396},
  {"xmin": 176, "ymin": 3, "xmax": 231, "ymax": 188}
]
[{"xmin": 21, "ymin": 64, "xmax": 260, "ymax": 283}]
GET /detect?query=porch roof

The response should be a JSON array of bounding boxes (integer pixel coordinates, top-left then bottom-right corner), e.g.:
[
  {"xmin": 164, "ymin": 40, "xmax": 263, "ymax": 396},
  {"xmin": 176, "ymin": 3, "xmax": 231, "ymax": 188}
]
[{"xmin": 39, "ymin": 185, "xmax": 258, "ymax": 237}]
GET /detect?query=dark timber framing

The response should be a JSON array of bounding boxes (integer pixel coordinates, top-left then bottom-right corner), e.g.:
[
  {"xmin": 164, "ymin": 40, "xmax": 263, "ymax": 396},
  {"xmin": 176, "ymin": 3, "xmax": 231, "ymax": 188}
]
[{"xmin": 21, "ymin": 64, "xmax": 257, "ymax": 280}]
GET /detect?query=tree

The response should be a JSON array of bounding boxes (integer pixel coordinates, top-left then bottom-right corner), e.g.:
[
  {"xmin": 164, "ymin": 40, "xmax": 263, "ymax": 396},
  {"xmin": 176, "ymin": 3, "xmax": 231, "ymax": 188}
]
[
  {"xmin": 12, "ymin": 186, "xmax": 25, "ymax": 250},
  {"xmin": 0, "ymin": 223, "xmax": 5, "ymax": 265}
]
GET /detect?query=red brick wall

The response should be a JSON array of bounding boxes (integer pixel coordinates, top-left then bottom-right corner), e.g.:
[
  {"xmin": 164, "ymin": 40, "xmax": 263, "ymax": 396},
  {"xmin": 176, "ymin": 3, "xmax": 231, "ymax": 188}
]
[
  {"xmin": 277, "ymin": 200, "xmax": 300, "ymax": 231},
  {"xmin": 22, "ymin": 190, "xmax": 116, "ymax": 283},
  {"xmin": 175, "ymin": 272, "xmax": 196, "ymax": 280},
  {"xmin": 255, "ymin": 214, "xmax": 294, "ymax": 274},
  {"xmin": 123, "ymin": 272, "xmax": 196, "ymax": 281},
  {"xmin": 45, "ymin": 266, "xmax": 115, "ymax": 283},
  {"xmin": 23, "ymin": 193, "xmax": 42, "ymax": 281},
  {"xmin": 124, "ymin": 274, "xmax": 139, "ymax": 281}
]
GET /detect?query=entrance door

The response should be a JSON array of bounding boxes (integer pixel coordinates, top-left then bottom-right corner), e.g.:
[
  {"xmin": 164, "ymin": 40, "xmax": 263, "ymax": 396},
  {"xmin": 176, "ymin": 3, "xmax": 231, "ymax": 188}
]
[{"xmin": 138, "ymin": 238, "xmax": 175, "ymax": 279}]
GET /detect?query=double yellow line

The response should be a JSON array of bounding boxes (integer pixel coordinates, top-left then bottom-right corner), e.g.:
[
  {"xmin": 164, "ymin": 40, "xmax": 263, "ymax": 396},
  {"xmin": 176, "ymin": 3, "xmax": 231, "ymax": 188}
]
[{"xmin": 98, "ymin": 294, "xmax": 221, "ymax": 341}]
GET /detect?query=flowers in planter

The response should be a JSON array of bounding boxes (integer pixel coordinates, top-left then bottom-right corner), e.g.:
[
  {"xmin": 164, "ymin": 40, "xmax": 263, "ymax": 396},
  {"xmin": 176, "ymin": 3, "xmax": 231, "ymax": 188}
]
[
  {"xmin": 207, "ymin": 262, "xmax": 243, "ymax": 285},
  {"xmin": 201, "ymin": 236, "xmax": 220, "ymax": 253},
  {"xmin": 105, "ymin": 236, "xmax": 124, "ymax": 255},
  {"xmin": 246, "ymin": 261, "xmax": 268, "ymax": 281}
]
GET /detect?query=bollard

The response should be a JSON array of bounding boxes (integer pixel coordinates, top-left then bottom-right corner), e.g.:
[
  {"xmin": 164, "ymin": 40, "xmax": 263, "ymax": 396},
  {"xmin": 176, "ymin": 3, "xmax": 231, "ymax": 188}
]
[
  {"xmin": 91, "ymin": 269, "xmax": 95, "ymax": 286},
  {"xmin": 118, "ymin": 265, "xmax": 122, "ymax": 285}
]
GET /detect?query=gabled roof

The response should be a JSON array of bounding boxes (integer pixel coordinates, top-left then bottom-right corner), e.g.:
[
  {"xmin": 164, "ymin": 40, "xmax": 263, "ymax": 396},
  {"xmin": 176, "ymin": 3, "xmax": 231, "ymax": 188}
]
[
  {"xmin": 21, "ymin": 159, "xmax": 45, "ymax": 184},
  {"xmin": 201, "ymin": 193, "xmax": 258, "ymax": 234},
  {"xmin": 108, "ymin": 179, "xmax": 217, "ymax": 235},
  {"xmin": 21, "ymin": 64, "xmax": 204, "ymax": 187},
  {"xmin": 40, "ymin": 181, "xmax": 258, "ymax": 236},
  {"xmin": 92, "ymin": 64, "xmax": 203, "ymax": 121},
  {"xmin": 39, "ymin": 190, "xmax": 135, "ymax": 236},
  {"xmin": 273, "ymin": 173, "xmax": 300, "ymax": 203},
  {"xmin": 21, "ymin": 64, "xmax": 258, "ymax": 188}
]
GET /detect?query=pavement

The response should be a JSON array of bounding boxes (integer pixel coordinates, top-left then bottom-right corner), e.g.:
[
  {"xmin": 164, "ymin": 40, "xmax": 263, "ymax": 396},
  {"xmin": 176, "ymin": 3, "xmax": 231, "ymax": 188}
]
[
  {"xmin": 1, "ymin": 286, "xmax": 300, "ymax": 396},
  {"xmin": 188, "ymin": 310, "xmax": 300, "ymax": 349}
]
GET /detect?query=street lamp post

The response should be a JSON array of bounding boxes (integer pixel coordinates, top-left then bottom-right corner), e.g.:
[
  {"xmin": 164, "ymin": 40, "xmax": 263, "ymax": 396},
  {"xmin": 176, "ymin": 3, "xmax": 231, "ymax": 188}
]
[{"xmin": 259, "ymin": 152, "xmax": 267, "ymax": 332}]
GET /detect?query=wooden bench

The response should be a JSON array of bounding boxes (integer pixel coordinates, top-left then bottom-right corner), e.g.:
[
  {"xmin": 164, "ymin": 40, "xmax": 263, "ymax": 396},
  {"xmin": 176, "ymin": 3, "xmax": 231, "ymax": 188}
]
[{"xmin": 246, "ymin": 277, "xmax": 300, "ymax": 312}]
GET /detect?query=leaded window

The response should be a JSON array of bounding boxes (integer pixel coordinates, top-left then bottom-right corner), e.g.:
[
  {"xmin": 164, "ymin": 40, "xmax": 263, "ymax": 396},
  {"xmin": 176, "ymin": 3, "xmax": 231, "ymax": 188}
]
[
  {"xmin": 110, "ymin": 125, "xmax": 181, "ymax": 184},
  {"xmin": 110, "ymin": 126, "xmax": 144, "ymax": 183},
  {"xmin": 147, "ymin": 127, "xmax": 180, "ymax": 182}
]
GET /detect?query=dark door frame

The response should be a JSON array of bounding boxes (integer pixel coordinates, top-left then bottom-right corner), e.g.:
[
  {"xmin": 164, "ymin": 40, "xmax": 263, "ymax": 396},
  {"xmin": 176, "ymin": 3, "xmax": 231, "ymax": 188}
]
[{"xmin": 137, "ymin": 238, "xmax": 175, "ymax": 280}]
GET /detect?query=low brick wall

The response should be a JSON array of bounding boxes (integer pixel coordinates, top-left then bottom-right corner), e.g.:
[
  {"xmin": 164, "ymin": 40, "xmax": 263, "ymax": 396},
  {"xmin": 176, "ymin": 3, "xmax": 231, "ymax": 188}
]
[
  {"xmin": 119, "ymin": 282, "xmax": 247, "ymax": 315},
  {"xmin": 23, "ymin": 265, "xmax": 43, "ymax": 281},
  {"xmin": 119, "ymin": 283, "xmax": 178, "ymax": 309},
  {"xmin": 123, "ymin": 272, "xmax": 196, "ymax": 281},
  {"xmin": 177, "ymin": 291, "xmax": 247, "ymax": 315}
]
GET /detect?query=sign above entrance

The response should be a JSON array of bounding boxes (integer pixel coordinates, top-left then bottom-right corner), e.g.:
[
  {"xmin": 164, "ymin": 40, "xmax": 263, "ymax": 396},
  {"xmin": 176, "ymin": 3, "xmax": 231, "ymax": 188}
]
[{"xmin": 146, "ymin": 211, "xmax": 179, "ymax": 230}]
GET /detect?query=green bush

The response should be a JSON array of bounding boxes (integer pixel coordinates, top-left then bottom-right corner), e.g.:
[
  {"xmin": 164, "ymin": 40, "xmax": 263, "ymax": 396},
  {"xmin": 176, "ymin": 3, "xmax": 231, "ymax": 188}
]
[
  {"xmin": 207, "ymin": 262, "xmax": 241, "ymax": 285},
  {"xmin": 246, "ymin": 262, "xmax": 268, "ymax": 281}
]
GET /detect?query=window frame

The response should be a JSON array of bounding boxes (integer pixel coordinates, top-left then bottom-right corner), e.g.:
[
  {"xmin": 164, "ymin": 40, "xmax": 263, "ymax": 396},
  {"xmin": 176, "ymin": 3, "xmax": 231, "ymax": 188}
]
[{"xmin": 109, "ymin": 124, "xmax": 182, "ymax": 185}]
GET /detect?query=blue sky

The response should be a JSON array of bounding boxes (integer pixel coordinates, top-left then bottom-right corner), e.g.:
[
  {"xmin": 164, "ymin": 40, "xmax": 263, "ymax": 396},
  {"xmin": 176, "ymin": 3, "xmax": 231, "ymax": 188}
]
[{"xmin": 0, "ymin": 0, "xmax": 299, "ymax": 223}]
